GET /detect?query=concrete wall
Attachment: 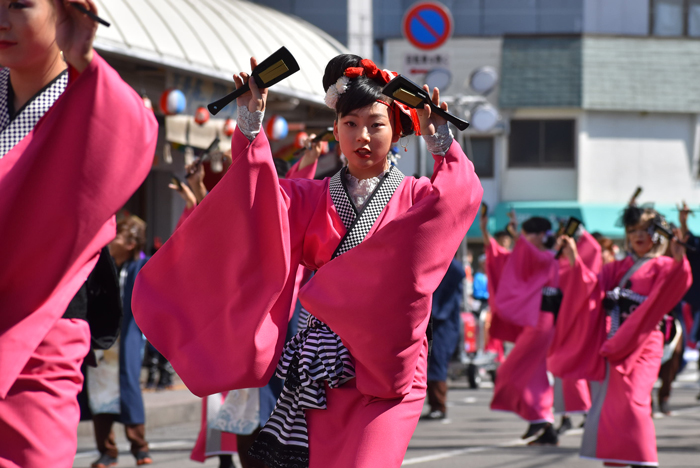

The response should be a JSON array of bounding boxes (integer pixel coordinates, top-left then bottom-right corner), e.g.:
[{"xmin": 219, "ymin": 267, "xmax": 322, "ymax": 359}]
[{"xmin": 578, "ymin": 111, "xmax": 700, "ymax": 204}]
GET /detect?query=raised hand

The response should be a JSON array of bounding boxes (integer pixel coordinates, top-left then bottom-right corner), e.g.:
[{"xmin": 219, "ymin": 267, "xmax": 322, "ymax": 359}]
[
  {"xmin": 670, "ymin": 228, "xmax": 687, "ymax": 263},
  {"xmin": 53, "ymin": 0, "xmax": 98, "ymax": 72},
  {"xmin": 234, "ymin": 57, "xmax": 268, "ymax": 113},
  {"xmin": 558, "ymin": 235, "xmax": 578, "ymax": 266},
  {"xmin": 415, "ymin": 85, "xmax": 447, "ymax": 136}
]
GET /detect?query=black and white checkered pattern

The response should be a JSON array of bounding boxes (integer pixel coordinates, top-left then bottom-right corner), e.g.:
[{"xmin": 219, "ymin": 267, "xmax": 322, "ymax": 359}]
[
  {"xmin": 328, "ymin": 168, "xmax": 357, "ymax": 228},
  {"xmin": 332, "ymin": 166, "xmax": 405, "ymax": 258},
  {"xmin": 0, "ymin": 68, "xmax": 68, "ymax": 158},
  {"xmin": 249, "ymin": 165, "xmax": 405, "ymax": 468}
]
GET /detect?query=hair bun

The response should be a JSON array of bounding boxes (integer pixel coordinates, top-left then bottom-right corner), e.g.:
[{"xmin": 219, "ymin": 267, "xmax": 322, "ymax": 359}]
[{"xmin": 322, "ymin": 54, "xmax": 362, "ymax": 92}]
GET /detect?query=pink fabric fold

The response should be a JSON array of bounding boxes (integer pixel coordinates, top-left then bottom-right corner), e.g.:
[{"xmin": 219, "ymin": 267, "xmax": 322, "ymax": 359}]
[
  {"xmin": 548, "ymin": 232, "xmax": 607, "ymax": 381},
  {"xmin": 494, "ymin": 237, "xmax": 556, "ymax": 328},
  {"xmin": 285, "ymin": 158, "xmax": 318, "ymax": 180},
  {"xmin": 0, "ymin": 53, "xmax": 158, "ymax": 398},
  {"xmin": 484, "ymin": 238, "xmax": 522, "ymax": 342}
]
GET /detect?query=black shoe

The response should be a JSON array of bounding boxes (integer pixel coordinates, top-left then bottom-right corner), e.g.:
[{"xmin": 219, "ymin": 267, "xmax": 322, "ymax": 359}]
[
  {"xmin": 420, "ymin": 410, "xmax": 446, "ymax": 420},
  {"xmin": 219, "ymin": 454, "xmax": 235, "ymax": 468},
  {"xmin": 556, "ymin": 415, "xmax": 572, "ymax": 435},
  {"xmin": 522, "ymin": 422, "xmax": 548, "ymax": 439},
  {"xmin": 659, "ymin": 399, "xmax": 671, "ymax": 415},
  {"xmin": 135, "ymin": 451, "xmax": 152, "ymax": 466},
  {"xmin": 528, "ymin": 423, "xmax": 559, "ymax": 446},
  {"xmin": 579, "ymin": 414, "xmax": 586, "ymax": 428},
  {"xmin": 91, "ymin": 453, "xmax": 118, "ymax": 468}
]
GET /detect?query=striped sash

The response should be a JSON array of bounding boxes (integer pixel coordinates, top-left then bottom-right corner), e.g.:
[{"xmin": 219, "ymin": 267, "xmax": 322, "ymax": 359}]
[{"xmin": 249, "ymin": 165, "xmax": 405, "ymax": 468}]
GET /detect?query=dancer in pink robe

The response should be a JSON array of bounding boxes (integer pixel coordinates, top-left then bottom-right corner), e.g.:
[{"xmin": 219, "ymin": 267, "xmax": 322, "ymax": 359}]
[
  {"xmin": 482, "ymin": 213, "xmax": 562, "ymax": 444},
  {"xmin": 552, "ymin": 230, "xmax": 601, "ymax": 433},
  {"xmin": 0, "ymin": 2, "xmax": 157, "ymax": 467},
  {"xmin": 554, "ymin": 206, "xmax": 691, "ymax": 467},
  {"xmin": 132, "ymin": 55, "xmax": 481, "ymax": 468}
]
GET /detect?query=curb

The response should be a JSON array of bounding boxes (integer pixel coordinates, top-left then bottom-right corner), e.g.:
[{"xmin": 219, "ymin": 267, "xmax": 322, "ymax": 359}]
[{"xmin": 77, "ymin": 385, "xmax": 201, "ymax": 437}]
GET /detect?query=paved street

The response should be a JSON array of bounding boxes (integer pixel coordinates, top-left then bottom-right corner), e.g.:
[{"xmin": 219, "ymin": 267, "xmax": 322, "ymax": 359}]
[{"xmin": 73, "ymin": 370, "xmax": 700, "ymax": 468}]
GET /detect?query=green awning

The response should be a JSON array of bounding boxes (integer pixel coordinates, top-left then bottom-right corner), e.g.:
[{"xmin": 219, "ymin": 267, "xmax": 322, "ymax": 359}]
[{"xmin": 466, "ymin": 201, "xmax": 700, "ymax": 240}]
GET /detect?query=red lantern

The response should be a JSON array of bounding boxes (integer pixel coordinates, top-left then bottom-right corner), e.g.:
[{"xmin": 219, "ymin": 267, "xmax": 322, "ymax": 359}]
[
  {"xmin": 194, "ymin": 106, "xmax": 209, "ymax": 126},
  {"xmin": 294, "ymin": 132, "xmax": 308, "ymax": 149},
  {"xmin": 223, "ymin": 117, "xmax": 236, "ymax": 137}
]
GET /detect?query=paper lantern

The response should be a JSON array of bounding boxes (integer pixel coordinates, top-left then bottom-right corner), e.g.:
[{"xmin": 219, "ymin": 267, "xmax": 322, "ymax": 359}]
[
  {"xmin": 294, "ymin": 131, "xmax": 308, "ymax": 149},
  {"xmin": 159, "ymin": 89, "xmax": 186, "ymax": 115},
  {"xmin": 223, "ymin": 118, "xmax": 236, "ymax": 137},
  {"xmin": 265, "ymin": 115, "xmax": 288, "ymax": 141},
  {"xmin": 194, "ymin": 106, "xmax": 209, "ymax": 125}
]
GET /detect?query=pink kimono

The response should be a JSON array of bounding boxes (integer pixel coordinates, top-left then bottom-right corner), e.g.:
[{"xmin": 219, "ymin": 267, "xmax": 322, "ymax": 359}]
[
  {"xmin": 554, "ymin": 253, "xmax": 691, "ymax": 466},
  {"xmin": 488, "ymin": 237, "xmax": 560, "ymax": 423},
  {"xmin": 551, "ymin": 232, "xmax": 601, "ymax": 416},
  {"xmin": 132, "ymin": 127, "xmax": 482, "ymax": 468},
  {"xmin": 0, "ymin": 54, "xmax": 157, "ymax": 467}
]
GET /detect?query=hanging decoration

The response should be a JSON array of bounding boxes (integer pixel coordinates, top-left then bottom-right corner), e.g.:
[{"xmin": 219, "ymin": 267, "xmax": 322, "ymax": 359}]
[
  {"xmin": 194, "ymin": 106, "xmax": 210, "ymax": 125},
  {"xmin": 294, "ymin": 131, "xmax": 308, "ymax": 149},
  {"xmin": 223, "ymin": 117, "xmax": 236, "ymax": 137},
  {"xmin": 159, "ymin": 88, "xmax": 187, "ymax": 115},
  {"xmin": 265, "ymin": 115, "xmax": 289, "ymax": 141}
]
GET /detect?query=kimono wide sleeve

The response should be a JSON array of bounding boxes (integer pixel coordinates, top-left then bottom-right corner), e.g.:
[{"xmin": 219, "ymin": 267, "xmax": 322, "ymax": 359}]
[
  {"xmin": 132, "ymin": 129, "xmax": 323, "ymax": 397},
  {"xmin": 300, "ymin": 142, "xmax": 483, "ymax": 399},
  {"xmin": 0, "ymin": 53, "xmax": 157, "ymax": 398},
  {"xmin": 601, "ymin": 256, "xmax": 692, "ymax": 371},
  {"xmin": 494, "ymin": 237, "xmax": 555, "ymax": 328},
  {"xmin": 285, "ymin": 158, "xmax": 318, "ymax": 180},
  {"xmin": 485, "ymin": 238, "xmax": 522, "ymax": 342},
  {"xmin": 548, "ymin": 232, "xmax": 607, "ymax": 381}
]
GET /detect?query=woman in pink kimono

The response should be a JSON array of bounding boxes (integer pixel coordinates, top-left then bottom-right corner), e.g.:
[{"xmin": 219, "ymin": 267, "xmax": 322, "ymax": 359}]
[
  {"xmin": 483, "ymin": 216, "xmax": 563, "ymax": 445},
  {"xmin": 554, "ymin": 206, "xmax": 691, "ymax": 467},
  {"xmin": 132, "ymin": 54, "xmax": 482, "ymax": 468},
  {"xmin": 0, "ymin": 1, "xmax": 157, "ymax": 467}
]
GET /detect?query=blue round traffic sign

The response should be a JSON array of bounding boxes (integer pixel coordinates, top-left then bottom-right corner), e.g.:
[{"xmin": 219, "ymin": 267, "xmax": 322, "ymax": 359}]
[{"xmin": 402, "ymin": 2, "xmax": 453, "ymax": 50}]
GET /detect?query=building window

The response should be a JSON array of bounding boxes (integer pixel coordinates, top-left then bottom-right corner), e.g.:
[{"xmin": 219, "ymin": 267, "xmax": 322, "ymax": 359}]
[
  {"xmin": 508, "ymin": 119, "xmax": 575, "ymax": 168},
  {"xmin": 651, "ymin": 0, "xmax": 700, "ymax": 36},
  {"xmin": 465, "ymin": 136, "xmax": 494, "ymax": 178}
]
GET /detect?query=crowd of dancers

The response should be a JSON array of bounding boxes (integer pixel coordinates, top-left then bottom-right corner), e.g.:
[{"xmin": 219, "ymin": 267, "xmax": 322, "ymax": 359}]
[{"xmin": 0, "ymin": 2, "xmax": 695, "ymax": 468}]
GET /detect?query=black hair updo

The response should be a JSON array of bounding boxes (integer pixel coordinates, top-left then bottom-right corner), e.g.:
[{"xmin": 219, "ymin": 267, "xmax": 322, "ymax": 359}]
[
  {"xmin": 521, "ymin": 217, "xmax": 552, "ymax": 235},
  {"xmin": 322, "ymin": 54, "xmax": 416, "ymax": 136}
]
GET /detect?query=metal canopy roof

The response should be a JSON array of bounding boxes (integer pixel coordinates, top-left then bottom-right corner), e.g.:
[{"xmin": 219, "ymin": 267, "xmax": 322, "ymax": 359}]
[{"xmin": 93, "ymin": 0, "xmax": 349, "ymax": 104}]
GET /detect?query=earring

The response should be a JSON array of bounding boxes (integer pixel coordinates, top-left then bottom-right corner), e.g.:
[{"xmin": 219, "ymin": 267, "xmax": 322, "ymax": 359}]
[{"xmin": 399, "ymin": 137, "xmax": 408, "ymax": 152}]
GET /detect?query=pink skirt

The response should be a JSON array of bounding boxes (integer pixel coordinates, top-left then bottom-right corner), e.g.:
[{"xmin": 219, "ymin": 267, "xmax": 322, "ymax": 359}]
[
  {"xmin": 490, "ymin": 311, "xmax": 555, "ymax": 423},
  {"xmin": 0, "ymin": 318, "xmax": 90, "ymax": 468}
]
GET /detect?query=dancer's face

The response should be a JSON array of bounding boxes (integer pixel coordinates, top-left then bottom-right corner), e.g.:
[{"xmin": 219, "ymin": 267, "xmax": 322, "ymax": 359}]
[
  {"xmin": 523, "ymin": 231, "xmax": 547, "ymax": 251},
  {"xmin": 626, "ymin": 223, "xmax": 654, "ymax": 257},
  {"xmin": 334, "ymin": 102, "xmax": 399, "ymax": 180},
  {"xmin": 0, "ymin": 0, "xmax": 59, "ymax": 71}
]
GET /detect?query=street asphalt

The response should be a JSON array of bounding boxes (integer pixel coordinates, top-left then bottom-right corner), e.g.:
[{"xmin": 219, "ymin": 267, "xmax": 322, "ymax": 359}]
[{"xmin": 73, "ymin": 366, "xmax": 700, "ymax": 468}]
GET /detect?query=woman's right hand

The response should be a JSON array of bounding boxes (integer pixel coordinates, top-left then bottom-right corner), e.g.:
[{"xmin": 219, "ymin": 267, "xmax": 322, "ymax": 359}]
[
  {"xmin": 234, "ymin": 57, "xmax": 267, "ymax": 113},
  {"xmin": 54, "ymin": 0, "xmax": 98, "ymax": 73},
  {"xmin": 557, "ymin": 235, "xmax": 578, "ymax": 267}
]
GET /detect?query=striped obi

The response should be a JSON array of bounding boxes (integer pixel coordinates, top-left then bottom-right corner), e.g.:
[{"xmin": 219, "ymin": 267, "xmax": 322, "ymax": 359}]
[
  {"xmin": 603, "ymin": 287, "xmax": 648, "ymax": 339},
  {"xmin": 249, "ymin": 165, "xmax": 406, "ymax": 468}
]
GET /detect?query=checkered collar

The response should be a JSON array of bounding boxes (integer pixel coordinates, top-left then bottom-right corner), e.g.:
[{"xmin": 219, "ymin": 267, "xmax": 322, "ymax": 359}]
[
  {"xmin": 329, "ymin": 165, "xmax": 405, "ymax": 259},
  {"xmin": 0, "ymin": 67, "xmax": 68, "ymax": 158}
]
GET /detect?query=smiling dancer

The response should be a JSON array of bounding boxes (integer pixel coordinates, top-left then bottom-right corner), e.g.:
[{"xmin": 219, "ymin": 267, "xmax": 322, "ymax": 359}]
[
  {"xmin": 0, "ymin": 1, "xmax": 157, "ymax": 466},
  {"xmin": 133, "ymin": 54, "xmax": 482, "ymax": 468},
  {"xmin": 554, "ymin": 205, "xmax": 691, "ymax": 467}
]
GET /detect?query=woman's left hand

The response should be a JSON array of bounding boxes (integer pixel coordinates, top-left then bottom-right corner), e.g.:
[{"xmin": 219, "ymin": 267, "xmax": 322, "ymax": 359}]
[
  {"xmin": 671, "ymin": 228, "xmax": 687, "ymax": 263},
  {"xmin": 416, "ymin": 85, "xmax": 447, "ymax": 136},
  {"xmin": 53, "ymin": 0, "xmax": 98, "ymax": 73}
]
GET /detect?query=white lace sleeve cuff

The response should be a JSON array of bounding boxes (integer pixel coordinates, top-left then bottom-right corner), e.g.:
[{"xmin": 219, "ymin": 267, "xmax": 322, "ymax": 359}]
[
  {"xmin": 237, "ymin": 106, "xmax": 264, "ymax": 141},
  {"xmin": 422, "ymin": 123, "xmax": 453, "ymax": 156}
]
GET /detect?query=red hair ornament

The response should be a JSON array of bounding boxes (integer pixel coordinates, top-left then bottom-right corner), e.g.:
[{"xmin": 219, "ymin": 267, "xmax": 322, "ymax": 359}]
[{"xmin": 326, "ymin": 59, "xmax": 421, "ymax": 136}]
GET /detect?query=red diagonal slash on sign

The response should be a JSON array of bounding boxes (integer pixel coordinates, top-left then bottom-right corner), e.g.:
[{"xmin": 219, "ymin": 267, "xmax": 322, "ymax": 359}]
[{"xmin": 411, "ymin": 11, "xmax": 441, "ymax": 41}]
